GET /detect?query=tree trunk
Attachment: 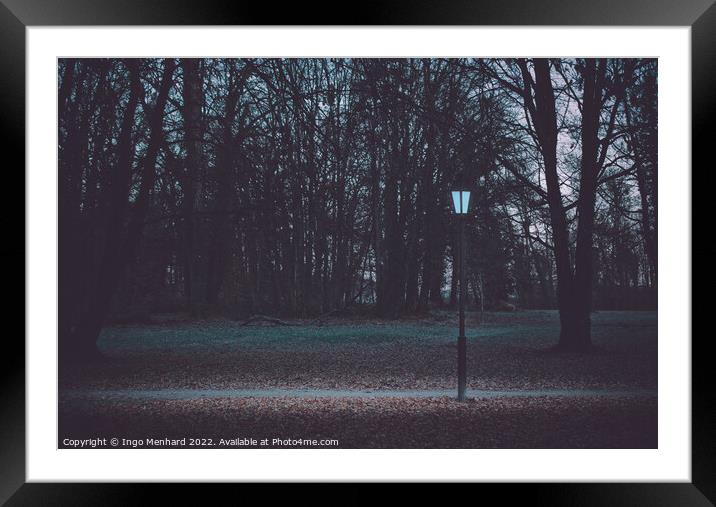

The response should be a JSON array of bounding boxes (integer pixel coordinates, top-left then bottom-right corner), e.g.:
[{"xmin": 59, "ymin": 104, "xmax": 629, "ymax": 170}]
[
  {"xmin": 63, "ymin": 60, "xmax": 143, "ymax": 363},
  {"xmin": 181, "ymin": 58, "xmax": 203, "ymax": 308},
  {"xmin": 530, "ymin": 58, "xmax": 582, "ymax": 350},
  {"xmin": 568, "ymin": 59, "xmax": 603, "ymax": 351},
  {"xmin": 206, "ymin": 67, "xmax": 241, "ymax": 305}
]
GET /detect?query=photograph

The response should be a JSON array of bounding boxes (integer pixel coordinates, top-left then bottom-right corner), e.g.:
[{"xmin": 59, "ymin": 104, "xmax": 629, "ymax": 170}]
[{"xmin": 57, "ymin": 56, "xmax": 658, "ymax": 450}]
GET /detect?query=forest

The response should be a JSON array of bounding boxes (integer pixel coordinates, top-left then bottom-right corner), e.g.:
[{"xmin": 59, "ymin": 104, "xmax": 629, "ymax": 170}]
[{"xmin": 58, "ymin": 57, "xmax": 657, "ymax": 361}]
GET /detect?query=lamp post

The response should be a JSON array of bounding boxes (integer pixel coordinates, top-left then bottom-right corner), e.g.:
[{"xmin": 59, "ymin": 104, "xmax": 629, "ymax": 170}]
[{"xmin": 451, "ymin": 189, "xmax": 470, "ymax": 402}]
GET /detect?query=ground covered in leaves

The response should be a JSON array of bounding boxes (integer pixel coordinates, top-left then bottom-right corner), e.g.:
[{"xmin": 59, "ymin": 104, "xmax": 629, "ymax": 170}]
[
  {"xmin": 59, "ymin": 310, "xmax": 658, "ymax": 448},
  {"xmin": 59, "ymin": 395, "xmax": 656, "ymax": 449}
]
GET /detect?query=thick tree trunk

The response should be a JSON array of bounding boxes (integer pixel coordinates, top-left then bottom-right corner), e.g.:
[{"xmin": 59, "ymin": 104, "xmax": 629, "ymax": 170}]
[
  {"xmin": 58, "ymin": 58, "xmax": 82, "ymax": 349},
  {"xmin": 63, "ymin": 60, "xmax": 143, "ymax": 363},
  {"xmin": 181, "ymin": 58, "xmax": 203, "ymax": 308},
  {"xmin": 529, "ymin": 59, "xmax": 584, "ymax": 350},
  {"xmin": 65, "ymin": 59, "xmax": 174, "ymax": 363},
  {"xmin": 206, "ymin": 70, "xmax": 240, "ymax": 305},
  {"xmin": 568, "ymin": 59, "xmax": 603, "ymax": 351}
]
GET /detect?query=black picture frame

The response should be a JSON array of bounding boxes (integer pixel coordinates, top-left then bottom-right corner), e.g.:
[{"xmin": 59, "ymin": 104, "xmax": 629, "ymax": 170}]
[{"xmin": 3, "ymin": 0, "xmax": 712, "ymax": 504}]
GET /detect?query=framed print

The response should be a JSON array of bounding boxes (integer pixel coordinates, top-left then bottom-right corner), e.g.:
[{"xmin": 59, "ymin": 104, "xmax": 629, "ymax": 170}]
[{"xmin": 5, "ymin": 0, "xmax": 713, "ymax": 503}]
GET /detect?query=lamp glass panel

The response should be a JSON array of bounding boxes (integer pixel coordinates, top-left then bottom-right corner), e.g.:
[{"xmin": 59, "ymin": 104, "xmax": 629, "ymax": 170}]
[
  {"xmin": 461, "ymin": 191, "xmax": 470, "ymax": 214},
  {"xmin": 451, "ymin": 191, "xmax": 462, "ymax": 214}
]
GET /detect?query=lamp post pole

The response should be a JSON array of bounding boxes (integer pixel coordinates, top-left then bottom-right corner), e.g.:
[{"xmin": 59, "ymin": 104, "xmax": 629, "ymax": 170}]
[{"xmin": 457, "ymin": 215, "xmax": 467, "ymax": 402}]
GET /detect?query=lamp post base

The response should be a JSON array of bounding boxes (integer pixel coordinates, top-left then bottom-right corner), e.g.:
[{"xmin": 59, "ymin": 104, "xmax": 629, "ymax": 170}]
[{"xmin": 457, "ymin": 334, "xmax": 466, "ymax": 401}]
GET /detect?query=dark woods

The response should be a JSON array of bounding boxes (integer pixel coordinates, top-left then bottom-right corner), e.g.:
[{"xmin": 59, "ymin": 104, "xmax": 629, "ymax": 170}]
[{"xmin": 58, "ymin": 58, "xmax": 657, "ymax": 361}]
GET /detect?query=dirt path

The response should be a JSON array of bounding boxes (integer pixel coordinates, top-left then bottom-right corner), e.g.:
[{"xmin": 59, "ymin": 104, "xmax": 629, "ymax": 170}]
[{"xmin": 61, "ymin": 387, "xmax": 657, "ymax": 401}]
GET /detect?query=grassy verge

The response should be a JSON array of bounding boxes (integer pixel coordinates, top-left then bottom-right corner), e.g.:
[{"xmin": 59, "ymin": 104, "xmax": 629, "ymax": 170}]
[{"xmin": 59, "ymin": 310, "xmax": 657, "ymax": 391}]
